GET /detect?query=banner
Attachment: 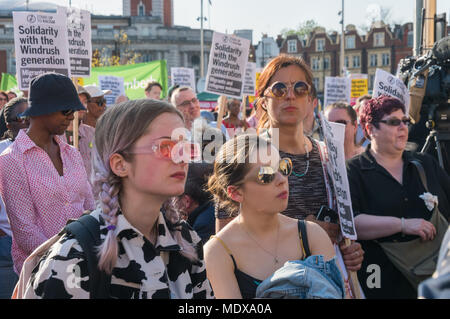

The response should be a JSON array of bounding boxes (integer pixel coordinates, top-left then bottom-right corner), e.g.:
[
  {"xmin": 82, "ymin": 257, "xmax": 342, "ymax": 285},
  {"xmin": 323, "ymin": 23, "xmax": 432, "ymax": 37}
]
[
  {"xmin": 83, "ymin": 60, "xmax": 168, "ymax": 100},
  {"xmin": 242, "ymin": 62, "xmax": 256, "ymax": 96},
  {"xmin": 98, "ymin": 75, "xmax": 125, "ymax": 106},
  {"xmin": 205, "ymin": 32, "xmax": 250, "ymax": 99},
  {"xmin": 349, "ymin": 74, "xmax": 368, "ymax": 105},
  {"xmin": 170, "ymin": 67, "xmax": 196, "ymax": 91},
  {"xmin": 57, "ymin": 6, "xmax": 92, "ymax": 77},
  {"xmin": 13, "ymin": 11, "xmax": 70, "ymax": 90},
  {"xmin": 373, "ymin": 68, "xmax": 410, "ymax": 114},
  {"xmin": 320, "ymin": 114, "xmax": 357, "ymax": 240},
  {"xmin": 324, "ymin": 76, "xmax": 351, "ymax": 108},
  {"xmin": 0, "ymin": 73, "xmax": 18, "ymax": 91}
]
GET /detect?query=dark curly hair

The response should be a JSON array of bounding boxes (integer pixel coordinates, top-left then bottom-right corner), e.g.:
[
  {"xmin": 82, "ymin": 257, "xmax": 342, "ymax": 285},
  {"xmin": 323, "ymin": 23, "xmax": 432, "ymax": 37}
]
[{"xmin": 359, "ymin": 95, "xmax": 406, "ymax": 139}]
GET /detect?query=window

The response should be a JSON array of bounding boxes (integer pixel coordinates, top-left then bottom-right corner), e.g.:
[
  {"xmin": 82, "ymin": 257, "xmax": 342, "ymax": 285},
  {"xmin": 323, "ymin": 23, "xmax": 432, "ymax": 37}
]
[
  {"xmin": 370, "ymin": 54, "xmax": 378, "ymax": 67},
  {"xmin": 323, "ymin": 57, "xmax": 330, "ymax": 70},
  {"xmin": 407, "ymin": 31, "xmax": 414, "ymax": 47},
  {"xmin": 344, "ymin": 56, "xmax": 349, "ymax": 68},
  {"xmin": 312, "ymin": 58, "xmax": 320, "ymax": 71},
  {"xmin": 382, "ymin": 53, "xmax": 390, "ymax": 66},
  {"xmin": 353, "ymin": 55, "xmax": 360, "ymax": 68},
  {"xmin": 374, "ymin": 32, "xmax": 385, "ymax": 47},
  {"xmin": 369, "ymin": 74, "xmax": 375, "ymax": 89},
  {"xmin": 313, "ymin": 78, "xmax": 320, "ymax": 91},
  {"xmin": 346, "ymin": 35, "xmax": 355, "ymax": 49},
  {"xmin": 316, "ymin": 38, "xmax": 325, "ymax": 52},
  {"xmin": 287, "ymin": 40, "xmax": 297, "ymax": 53},
  {"xmin": 138, "ymin": 4, "xmax": 145, "ymax": 16}
]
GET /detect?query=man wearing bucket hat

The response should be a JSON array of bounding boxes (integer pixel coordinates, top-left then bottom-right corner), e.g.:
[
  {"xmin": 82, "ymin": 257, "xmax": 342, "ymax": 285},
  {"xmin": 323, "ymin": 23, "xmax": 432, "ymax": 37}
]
[
  {"xmin": 0, "ymin": 73, "xmax": 95, "ymax": 275},
  {"xmin": 83, "ymin": 85, "xmax": 111, "ymax": 128}
]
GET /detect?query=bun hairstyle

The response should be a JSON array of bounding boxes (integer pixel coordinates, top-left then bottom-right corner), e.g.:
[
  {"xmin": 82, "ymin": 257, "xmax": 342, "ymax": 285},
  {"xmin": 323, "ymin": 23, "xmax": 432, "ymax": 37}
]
[
  {"xmin": 255, "ymin": 54, "xmax": 314, "ymax": 130},
  {"xmin": 207, "ymin": 134, "xmax": 272, "ymax": 215},
  {"xmin": 92, "ymin": 99, "xmax": 184, "ymax": 274}
]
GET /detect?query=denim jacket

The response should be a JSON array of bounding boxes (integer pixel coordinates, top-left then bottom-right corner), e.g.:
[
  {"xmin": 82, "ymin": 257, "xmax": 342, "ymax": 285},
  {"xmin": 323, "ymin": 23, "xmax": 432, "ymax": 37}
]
[{"xmin": 255, "ymin": 255, "xmax": 345, "ymax": 299}]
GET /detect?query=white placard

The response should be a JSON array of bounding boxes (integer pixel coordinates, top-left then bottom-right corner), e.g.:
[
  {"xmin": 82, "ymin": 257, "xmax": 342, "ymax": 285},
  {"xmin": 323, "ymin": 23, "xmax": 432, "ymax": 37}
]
[
  {"xmin": 171, "ymin": 67, "xmax": 196, "ymax": 91},
  {"xmin": 242, "ymin": 62, "xmax": 256, "ymax": 96},
  {"xmin": 98, "ymin": 75, "xmax": 125, "ymax": 106},
  {"xmin": 13, "ymin": 11, "xmax": 70, "ymax": 90},
  {"xmin": 320, "ymin": 114, "xmax": 357, "ymax": 240},
  {"xmin": 373, "ymin": 68, "xmax": 410, "ymax": 114},
  {"xmin": 205, "ymin": 32, "xmax": 250, "ymax": 99},
  {"xmin": 57, "ymin": 6, "xmax": 92, "ymax": 78},
  {"xmin": 324, "ymin": 76, "xmax": 351, "ymax": 108}
]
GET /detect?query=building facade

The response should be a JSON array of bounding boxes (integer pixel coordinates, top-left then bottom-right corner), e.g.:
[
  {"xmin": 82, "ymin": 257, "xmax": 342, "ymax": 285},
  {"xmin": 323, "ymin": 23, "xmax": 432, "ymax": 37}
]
[{"xmin": 0, "ymin": 0, "xmax": 212, "ymax": 86}]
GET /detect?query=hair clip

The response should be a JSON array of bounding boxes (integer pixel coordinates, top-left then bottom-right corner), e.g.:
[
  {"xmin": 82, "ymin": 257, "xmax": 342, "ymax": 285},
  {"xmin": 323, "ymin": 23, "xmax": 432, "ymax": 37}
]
[{"xmin": 107, "ymin": 225, "xmax": 116, "ymax": 231}]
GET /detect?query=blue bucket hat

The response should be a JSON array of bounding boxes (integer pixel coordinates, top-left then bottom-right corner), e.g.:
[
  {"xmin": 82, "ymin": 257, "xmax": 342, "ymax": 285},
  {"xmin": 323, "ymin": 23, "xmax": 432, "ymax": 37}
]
[{"xmin": 20, "ymin": 72, "xmax": 86, "ymax": 117}]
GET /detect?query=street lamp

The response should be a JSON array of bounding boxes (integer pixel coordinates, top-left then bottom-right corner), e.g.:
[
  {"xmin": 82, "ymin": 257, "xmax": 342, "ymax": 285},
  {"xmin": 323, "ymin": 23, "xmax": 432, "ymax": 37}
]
[
  {"xmin": 197, "ymin": 0, "xmax": 208, "ymax": 78},
  {"xmin": 338, "ymin": 0, "xmax": 345, "ymax": 77}
]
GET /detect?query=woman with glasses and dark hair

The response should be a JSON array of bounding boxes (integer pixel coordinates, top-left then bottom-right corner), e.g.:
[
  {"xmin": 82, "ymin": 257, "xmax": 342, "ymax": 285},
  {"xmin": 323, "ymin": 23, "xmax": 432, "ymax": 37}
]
[
  {"xmin": 324, "ymin": 102, "xmax": 364, "ymax": 160},
  {"xmin": 0, "ymin": 73, "xmax": 94, "ymax": 275},
  {"xmin": 347, "ymin": 95, "xmax": 450, "ymax": 299},
  {"xmin": 20, "ymin": 99, "xmax": 213, "ymax": 299},
  {"xmin": 205, "ymin": 134, "xmax": 341, "ymax": 299},
  {"xmin": 0, "ymin": 97, "xmax": 28, "ymax": 298}
]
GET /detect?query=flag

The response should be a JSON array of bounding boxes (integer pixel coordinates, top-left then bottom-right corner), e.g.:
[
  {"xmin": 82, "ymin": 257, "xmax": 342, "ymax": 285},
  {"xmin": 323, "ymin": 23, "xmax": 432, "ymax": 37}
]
[{"xmin": 0, "ymin": 73, "xmax": 18, "ymax": 91}]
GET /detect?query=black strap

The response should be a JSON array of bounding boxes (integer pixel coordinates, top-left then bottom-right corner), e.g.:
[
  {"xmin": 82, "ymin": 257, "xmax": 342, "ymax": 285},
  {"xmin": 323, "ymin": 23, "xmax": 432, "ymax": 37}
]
[
  {"xmin": 298, "ymin": 220, "xmax": 311, "ymax": 259},
  {"xmin": 410, "ymin": 160, "xmax": 429, "ymax": 193},
  {"xmin": 64, "ymin": 214, "xmax": 111, "ymax": 299}
]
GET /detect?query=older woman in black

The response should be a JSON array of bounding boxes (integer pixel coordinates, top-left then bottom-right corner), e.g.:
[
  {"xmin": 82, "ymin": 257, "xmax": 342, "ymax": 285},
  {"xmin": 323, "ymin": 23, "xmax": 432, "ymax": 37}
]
[{"xmin": 347, "ymin": 95, "xmax": 450, "ymax": 299}]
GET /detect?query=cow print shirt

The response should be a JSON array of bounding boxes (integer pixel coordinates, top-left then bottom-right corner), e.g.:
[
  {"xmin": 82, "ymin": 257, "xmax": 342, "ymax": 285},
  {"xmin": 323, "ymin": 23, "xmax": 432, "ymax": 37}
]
[{"xmin": 23, "ymin": 209, "xmax": 214, "ymax": 299}]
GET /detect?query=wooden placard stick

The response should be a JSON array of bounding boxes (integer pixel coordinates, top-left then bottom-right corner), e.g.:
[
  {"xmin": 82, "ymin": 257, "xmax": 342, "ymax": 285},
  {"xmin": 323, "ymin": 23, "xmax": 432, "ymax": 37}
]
[
  {"xmin": 71, "ymin": 77, "xmax": 80, "ymax": 149},
  {"xmin": 345, "ymin": 237, "xmax": 363, "ymax": 299},
  {"xmin": 216, "ymin": 95, "xmax": 227, "ymax": 130},
  {"xmin": 241, "ymin": 95, "xmax": 247, "ymax": 131}
]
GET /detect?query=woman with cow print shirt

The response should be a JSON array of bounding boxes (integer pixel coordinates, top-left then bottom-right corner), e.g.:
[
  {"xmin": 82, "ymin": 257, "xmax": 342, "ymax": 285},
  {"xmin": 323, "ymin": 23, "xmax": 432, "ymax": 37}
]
[{"xmin": 22, "ymin": 99, "xmax": 213, "ymax": 299}]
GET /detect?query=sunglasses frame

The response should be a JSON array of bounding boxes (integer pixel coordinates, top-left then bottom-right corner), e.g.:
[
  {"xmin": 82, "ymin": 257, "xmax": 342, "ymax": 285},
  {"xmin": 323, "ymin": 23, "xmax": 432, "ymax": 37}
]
[
  {"xmin": 61, "ymin": 109, "xmax": 75, "ymax": 116},
  {"xmin": 89, "ymin": 98, "xmax": 107, "ymax": 107},
  {"xmin": 378, "ymin": 117, "xmax": 411, "ymax": 127},
  {"xmin": 248, "ymin": 157, "xmax": 293, "ymax": 185},
  {"xmin": 126, "ymin": 138, "xmax": 201, "ymax": 163},
  {"xmin": 264, "ymin": 81, "xmax": 311, "ymax": 99}
]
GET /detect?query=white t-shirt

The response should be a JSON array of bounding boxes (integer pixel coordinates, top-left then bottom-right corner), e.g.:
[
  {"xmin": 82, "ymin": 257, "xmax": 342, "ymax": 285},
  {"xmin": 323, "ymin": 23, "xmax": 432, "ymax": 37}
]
[{"xmin": 0, "ymin": 138, "xmax": 13, "ymax": 236}]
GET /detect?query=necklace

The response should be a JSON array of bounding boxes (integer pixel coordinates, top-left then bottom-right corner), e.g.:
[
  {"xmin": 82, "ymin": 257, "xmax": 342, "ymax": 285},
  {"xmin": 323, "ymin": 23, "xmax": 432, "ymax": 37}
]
[
  {"xmin": 291, "ymin": 137, "xmax": 310, "ymax": 178},
  {"xmin": 240, "ymin": 216, "xmax": 280, "ymax": 264}
]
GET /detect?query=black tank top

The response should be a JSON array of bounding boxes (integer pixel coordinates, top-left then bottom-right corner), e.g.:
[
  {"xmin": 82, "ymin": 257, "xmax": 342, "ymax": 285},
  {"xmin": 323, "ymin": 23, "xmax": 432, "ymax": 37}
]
[{"xmin": 213, "ymin": 220, "xmax": 311, "ymax": 299}]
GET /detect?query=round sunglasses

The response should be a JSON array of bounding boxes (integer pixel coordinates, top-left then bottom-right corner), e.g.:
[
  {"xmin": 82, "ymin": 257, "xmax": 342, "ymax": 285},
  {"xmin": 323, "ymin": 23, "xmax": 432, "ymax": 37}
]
[
  {"xmin": 253, "ymin": 158, "xmax": 293, "ymax": 185},
  {"xmin": 264, "ymin": 81, "xmax": 310, "ymax": 99},
  {"xmin": 126, "ymin": 138, "xmax": 201, "ymax": 163}
]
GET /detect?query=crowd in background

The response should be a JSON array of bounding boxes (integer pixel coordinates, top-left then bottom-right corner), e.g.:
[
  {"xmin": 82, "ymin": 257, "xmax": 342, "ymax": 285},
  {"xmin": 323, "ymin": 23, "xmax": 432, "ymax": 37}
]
[{"xmin": 0, "ymin": 53, "xmax": 449, "ymax": 300}]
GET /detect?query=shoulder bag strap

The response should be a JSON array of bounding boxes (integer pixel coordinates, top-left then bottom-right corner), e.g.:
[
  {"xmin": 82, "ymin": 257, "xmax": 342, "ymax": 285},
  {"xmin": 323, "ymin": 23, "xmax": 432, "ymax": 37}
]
[
  {"xmin": 410, "ymin": 160, "xmax": 429, "ymax": 193},
  {"xmin": 298, "ymin": 220, "xmax": 311, "ymax": 259}
]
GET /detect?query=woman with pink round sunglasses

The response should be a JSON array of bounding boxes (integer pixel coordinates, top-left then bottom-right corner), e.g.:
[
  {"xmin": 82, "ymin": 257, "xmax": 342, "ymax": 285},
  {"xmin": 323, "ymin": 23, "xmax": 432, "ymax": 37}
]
[{"xmin": 21, "ymin": 99, "xmax": 213, "ymax": 299}]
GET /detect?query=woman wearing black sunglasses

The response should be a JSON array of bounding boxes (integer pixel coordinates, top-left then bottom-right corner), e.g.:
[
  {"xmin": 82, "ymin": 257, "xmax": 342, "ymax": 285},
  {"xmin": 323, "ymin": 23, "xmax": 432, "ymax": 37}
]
[
  {"xmin": 205, "ymin": 134, "xmax": 339, "ymax": 298},
  {"xmin": 347, "ymin": 95, "xmax": 450, "ymax": 299}
]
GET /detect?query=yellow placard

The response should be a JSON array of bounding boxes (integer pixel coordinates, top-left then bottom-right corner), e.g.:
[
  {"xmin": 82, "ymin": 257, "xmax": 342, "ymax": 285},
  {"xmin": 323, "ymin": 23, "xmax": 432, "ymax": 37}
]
[{"xmin": 351, "ymin": 79, "xmax": 368, "ymax": 98}]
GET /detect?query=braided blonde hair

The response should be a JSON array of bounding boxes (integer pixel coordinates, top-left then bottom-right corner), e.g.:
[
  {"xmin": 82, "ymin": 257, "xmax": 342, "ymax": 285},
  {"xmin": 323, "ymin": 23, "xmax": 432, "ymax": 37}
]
[{"xmin": 92, "ymin": 99, "xmax": 184, "ymax": 274}]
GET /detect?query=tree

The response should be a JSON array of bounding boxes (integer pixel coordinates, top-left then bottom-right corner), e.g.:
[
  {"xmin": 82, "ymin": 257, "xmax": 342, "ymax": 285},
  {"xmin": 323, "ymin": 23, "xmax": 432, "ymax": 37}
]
[
  {"xmin": 358, "ymin": 5, "xmax": 404, "ymax": 33},
  {"xmin": 280, "ymin": 20, "xmax": 321, "ymax": 40},
  {"xmin": 92, "ymin": 30, "xmax": 141, "ymax": 67}
]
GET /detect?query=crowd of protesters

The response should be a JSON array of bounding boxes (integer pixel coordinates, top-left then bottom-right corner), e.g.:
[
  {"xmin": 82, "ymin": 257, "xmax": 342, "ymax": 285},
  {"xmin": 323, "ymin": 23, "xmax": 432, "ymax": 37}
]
[{"xmin": 0, "ymin": 53, "xmax": 448, "ymax": 300}]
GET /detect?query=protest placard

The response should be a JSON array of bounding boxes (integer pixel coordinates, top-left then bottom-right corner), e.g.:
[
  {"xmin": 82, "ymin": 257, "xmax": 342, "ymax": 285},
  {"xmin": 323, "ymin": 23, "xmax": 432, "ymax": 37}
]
[
  {"xmin": 98, "ymin": 75, "xmax": 125, "ymax": 106},
  {"xmin": 170, "ymin": 67, "xmax": 196, "ymax": 91},
  {"xmin": 324, "ymin": 76, "xmax": 351, "ymax": 108},
  {"xmin": 57, "ymin": 6, "xmax": 92, "ymax": 77},
  {"xmin": 349, "ymin": 74, "xmax": 368, "ymax": 105},
  {"xmin": 373, "ymin": 68, "xmax": 410, "ymax": 114},
  {"xmin": 319, "ymin": 114, "xmax": 357, "ymax": 240},
  {"xmin": 242, "ymin": 62, "xmax": 256, "ymax": 96},
  {"xmin": 205, "ymin": 32, "xmax": 250, "ymax": 99},
  {"xmin": 13, "ymin": 11, "xmax": 71, "ymax": 90}
]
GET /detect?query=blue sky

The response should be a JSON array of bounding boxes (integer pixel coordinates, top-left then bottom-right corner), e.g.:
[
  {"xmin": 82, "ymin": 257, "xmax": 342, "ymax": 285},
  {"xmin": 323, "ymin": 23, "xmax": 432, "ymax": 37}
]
[{"xmin": 13, "ymin": 0, "xmax": 450, "ymax": 44}]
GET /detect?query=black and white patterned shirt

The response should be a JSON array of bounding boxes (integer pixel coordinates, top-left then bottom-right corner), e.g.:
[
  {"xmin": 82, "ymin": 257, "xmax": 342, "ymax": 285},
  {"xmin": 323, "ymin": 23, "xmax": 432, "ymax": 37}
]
[{"xmin": 23, "ymin": 209, "xmax": 214, "ymax": 299}]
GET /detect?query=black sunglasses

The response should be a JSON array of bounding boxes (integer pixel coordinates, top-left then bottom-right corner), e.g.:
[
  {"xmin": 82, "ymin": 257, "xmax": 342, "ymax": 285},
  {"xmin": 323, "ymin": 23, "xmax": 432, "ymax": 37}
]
[
  {"xmin": 88, "ymin": 98, "xmax": 106, "ymax": 106},
  {"xmin": 378, "ymin": 117, "xmax": 411, "ymax": 126},
  {"xmin": 255, "ymin": 158, "xmax": 293, "ymax": 185},
  {"xmin": 61, "ymin": 109, "xmax": 75, "ymax": 116},
  {"xmin": 264, "ymin": 81, "xmax": 310, "ymax": 99}
]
